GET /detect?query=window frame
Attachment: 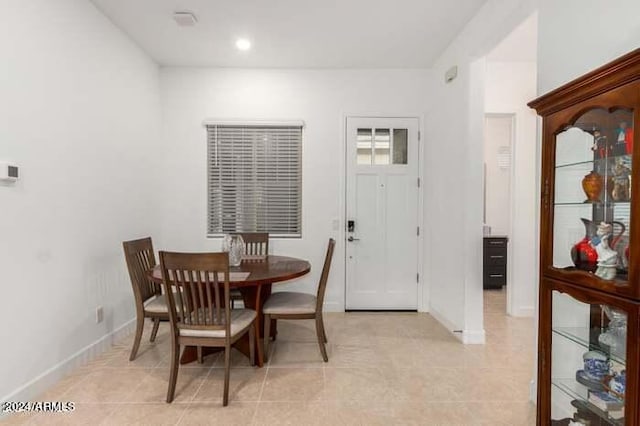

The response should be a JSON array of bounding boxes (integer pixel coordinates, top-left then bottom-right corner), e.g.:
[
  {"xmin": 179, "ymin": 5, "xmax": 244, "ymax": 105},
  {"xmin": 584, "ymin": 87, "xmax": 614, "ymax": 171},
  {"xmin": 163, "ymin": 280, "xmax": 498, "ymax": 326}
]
[{"xmin": 204, "ymin": 120, "xmax": 304, "ymax": 239}]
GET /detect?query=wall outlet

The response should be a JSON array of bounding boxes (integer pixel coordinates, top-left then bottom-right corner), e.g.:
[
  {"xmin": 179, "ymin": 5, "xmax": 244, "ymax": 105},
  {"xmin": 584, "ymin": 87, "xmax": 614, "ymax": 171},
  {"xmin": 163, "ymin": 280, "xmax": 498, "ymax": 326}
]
[{"xmin": 95, "ymin": 306, "xmax": 104, "ymax": 324}]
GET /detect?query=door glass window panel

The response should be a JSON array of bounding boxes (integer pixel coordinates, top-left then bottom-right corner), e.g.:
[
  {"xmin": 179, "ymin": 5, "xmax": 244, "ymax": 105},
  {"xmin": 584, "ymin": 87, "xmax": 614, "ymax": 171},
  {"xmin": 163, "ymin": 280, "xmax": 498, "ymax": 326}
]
[
  {"xmin": 552, "ymin": 108, "xmax": 633, "ymax": 283},
  {"xmin": 374, "ymin": 128, "xmax": 390, "ymax": 165},
  {"xmin": 393, "ymin": 129, "xmax": 408, "ymax": 164},
  {"xmin": 357, "ymin": 128, "xmax": 373, "ymax": 165}
]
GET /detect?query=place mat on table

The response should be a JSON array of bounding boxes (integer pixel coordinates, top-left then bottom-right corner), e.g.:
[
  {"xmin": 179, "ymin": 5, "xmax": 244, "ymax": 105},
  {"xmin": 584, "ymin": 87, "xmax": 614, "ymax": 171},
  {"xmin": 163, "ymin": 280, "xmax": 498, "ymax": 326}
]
[{"xmin": 228, "ymin": 272, "xmax": 251, "ymax": 281}]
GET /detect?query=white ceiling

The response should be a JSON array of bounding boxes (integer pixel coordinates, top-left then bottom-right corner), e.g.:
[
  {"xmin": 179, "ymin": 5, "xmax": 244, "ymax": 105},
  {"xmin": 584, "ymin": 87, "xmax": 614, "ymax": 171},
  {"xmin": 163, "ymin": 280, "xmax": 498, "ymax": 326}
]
[{"xmin": 90, "ymin": 0, "xmax": 488, "ymax": 68}]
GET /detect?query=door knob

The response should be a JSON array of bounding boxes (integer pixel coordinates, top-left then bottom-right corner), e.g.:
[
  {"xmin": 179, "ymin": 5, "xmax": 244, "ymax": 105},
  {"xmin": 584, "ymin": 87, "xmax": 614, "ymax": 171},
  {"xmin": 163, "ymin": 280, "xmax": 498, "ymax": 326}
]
[{"xmin": 348, "ymin": 236, "xmax": 360, "ymax": 242}]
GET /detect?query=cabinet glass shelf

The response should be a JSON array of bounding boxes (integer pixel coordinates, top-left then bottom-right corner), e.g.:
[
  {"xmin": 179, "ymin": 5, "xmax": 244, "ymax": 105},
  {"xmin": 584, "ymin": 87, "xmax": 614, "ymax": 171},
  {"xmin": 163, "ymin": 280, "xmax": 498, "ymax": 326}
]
[
  {"xmin": 555, "ymin": 157, "xmax": 623, "ymax": 169},
  {"xmin": 552, "ymin": 327, "xmax": 626, "ymax": 364},
  {"xmin": 554, "ymin": 201, "xmax": 631, "ymax": 206},
  {"xmin": 552, "ymin": 378, "xmax": 624, "ymax": 426}
]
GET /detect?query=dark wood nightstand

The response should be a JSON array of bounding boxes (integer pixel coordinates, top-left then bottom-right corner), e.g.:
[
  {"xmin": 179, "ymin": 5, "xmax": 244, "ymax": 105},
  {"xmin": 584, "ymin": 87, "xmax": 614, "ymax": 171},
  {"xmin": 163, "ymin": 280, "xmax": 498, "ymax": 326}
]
[{"xmin": 483, "ymin": 236, "xmax": 507, "ymax": 289}]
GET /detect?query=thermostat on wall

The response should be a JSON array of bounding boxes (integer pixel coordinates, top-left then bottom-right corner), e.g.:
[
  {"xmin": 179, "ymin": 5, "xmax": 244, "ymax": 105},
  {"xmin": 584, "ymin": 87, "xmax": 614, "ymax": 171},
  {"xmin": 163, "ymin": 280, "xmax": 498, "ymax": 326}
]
[{"xmin": 0, "ymin": 162, "xmax": 19, "ymax": 182}]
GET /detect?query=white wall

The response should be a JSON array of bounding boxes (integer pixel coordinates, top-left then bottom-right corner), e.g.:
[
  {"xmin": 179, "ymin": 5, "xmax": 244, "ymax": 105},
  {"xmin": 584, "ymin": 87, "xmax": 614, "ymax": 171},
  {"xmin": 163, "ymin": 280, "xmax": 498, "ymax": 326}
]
[
  {"xmin": 485, "ymin": 60, "xmax": 538, "ymax": 317},
  {"xmin": 0, "ymin": 0, "xmax": 161, "ymax": 402},
  {"xmin": 484, "ymin": 115, "xmax": 513, "ymax": 237},
  {"xmin": 425, "ymin": 0, "xmax": 537, "ymax": 342},
  {"xmin": 538, "ymin": 0, "xmax": 640, "ymax": 94},
  {"xmin": 159, "ymin": 68, "xmax": 430, "ymax": 312}
]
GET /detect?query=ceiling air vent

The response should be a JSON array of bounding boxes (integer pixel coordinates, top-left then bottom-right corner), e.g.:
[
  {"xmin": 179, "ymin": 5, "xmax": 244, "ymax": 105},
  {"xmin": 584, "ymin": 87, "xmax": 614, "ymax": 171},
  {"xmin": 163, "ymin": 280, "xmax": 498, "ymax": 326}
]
[{"xmin": 173, "ymin": 11, "xmax": 198, "ymax": 27}]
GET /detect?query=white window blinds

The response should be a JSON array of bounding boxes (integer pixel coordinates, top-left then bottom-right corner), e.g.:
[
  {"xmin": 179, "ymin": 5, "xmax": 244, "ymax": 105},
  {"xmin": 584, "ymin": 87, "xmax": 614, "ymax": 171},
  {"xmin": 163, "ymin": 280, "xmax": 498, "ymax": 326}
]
[{"xmin": 207, "ymin": 123, "xmax": 302, "ymax": 237}]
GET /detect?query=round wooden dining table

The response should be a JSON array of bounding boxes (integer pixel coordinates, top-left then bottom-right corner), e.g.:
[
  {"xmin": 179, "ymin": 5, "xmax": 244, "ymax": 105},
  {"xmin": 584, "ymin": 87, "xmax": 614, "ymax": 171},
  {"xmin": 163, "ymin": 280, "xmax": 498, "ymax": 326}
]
[{"xmin": 148, "ymin": 255, "xmax": 310, "ymax": 367}]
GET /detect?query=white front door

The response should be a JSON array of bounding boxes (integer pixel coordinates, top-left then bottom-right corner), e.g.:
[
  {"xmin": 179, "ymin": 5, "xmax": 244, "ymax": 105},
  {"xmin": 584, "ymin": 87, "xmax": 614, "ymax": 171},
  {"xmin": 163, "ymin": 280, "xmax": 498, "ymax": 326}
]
[{"xmin": 345, "ymin": 117, "xmax": 420, "ymax": 310}]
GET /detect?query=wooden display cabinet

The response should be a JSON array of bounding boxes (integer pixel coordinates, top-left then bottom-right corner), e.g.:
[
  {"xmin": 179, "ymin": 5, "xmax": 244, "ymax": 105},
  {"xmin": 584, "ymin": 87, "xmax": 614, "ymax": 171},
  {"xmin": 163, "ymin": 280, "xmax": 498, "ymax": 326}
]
[{"xmin": 529, "ymin": 50, "xmax": 640, "ymax": 425}]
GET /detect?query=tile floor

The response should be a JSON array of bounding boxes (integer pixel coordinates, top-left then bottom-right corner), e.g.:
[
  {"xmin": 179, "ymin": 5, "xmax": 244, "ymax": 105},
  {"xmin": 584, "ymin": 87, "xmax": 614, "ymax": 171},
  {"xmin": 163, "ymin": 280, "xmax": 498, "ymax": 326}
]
[{"xmin": 3, "ymin": 289, "xmax": 536, "ymax": 425}]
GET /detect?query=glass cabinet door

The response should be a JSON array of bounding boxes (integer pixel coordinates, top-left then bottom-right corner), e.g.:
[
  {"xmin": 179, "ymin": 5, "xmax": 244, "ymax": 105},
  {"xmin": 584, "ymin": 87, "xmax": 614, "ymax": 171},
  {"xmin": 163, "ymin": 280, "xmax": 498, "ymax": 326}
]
[
  {"xmin": 552, "ymin": 107, "xmax": 634, "ymax": 288},
  {"xmin": 551, "ymin": 290, "xmax": 629, "ymax": 425}
]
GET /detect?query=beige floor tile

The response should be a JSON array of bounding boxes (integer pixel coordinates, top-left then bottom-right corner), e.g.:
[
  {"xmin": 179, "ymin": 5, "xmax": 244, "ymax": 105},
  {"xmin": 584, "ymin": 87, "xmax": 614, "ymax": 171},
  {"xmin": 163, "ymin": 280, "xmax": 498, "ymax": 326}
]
[
  {"xmin": 211, "ymin": 348, "xmax": 254, "ymax": 368},
  {"xmin": 267, "ymin": 342, "xmax": 326, "ymax": 368},
  {"xmin": 272, "ymin": 320, "xmax": 319, "ymax": 343},
  {"xmin": 177, "ymin": 402, "xmax": 257, "ymax": 425},
  {"xmin": 63, "ymin": 368, "xmax": 153, "ymax": 403},
  {"xmin": 132, "ymin": 367, "xmax": 209, "ymax": 403},
  {"xmin": 324, "ymin": 401, "xmax": 396, "ymax": 426},
  {"xmin": 324, "ymin": 368, "xmax": 392, "ymax": 402},
  {"xmin": 36, "ymin": 368, "xmax": 94, "ymax": 400},
  {"xmin": 193, "ymin": 367, "xmax": 266, "ymax": 403},
  {"xmin": 1, "ymin": 412, "xmax": 36, "ymax": 425},
  {"xmin": 254, "ymin": 402, "xmax": 327, "ymax": 426},
  {"xmin": 104, "ymin": 345, "xmax": 166, "ymax": 368},
  {"xmin": 387, "ymin": 367, "xmax": 467, "ymax": 402},
  {"xmin": 326, "ymin": 343, "xmax": 388, "ymax": 367},
  {"xmin": 391, "ymin": 401, "xmax": 476, "ymax": 425},
  {"xmin": 464, "ymin": 344, "xmax": 534, "ymax": 371},
  {"xmin": 464, "ymin": 368, "xmax": 532, "ymax": 402},
  {"xmin": 412, "ymin": 341, "xmax": 471, "ymax": 369},
  {"xmin": 261, "ymin": 368, "xmax": 324, "ymax": 402},
  {"xmin": 100, "ymin": 402, "xmax": 187, "ymax": 426},
  {"xmin": 157, "ymin": 349, "xmax": 220, "ymax": 369},
  {"xmin": 21, "ymin": 403, "xmax": 113, "ymax": 426},
  {"xmin": 20, "ymin": 294, "xmax": 539, "ymax": 424},
  {"xmin": 467, "ymin": 401, "xmax": 536, "ymax": 425}
]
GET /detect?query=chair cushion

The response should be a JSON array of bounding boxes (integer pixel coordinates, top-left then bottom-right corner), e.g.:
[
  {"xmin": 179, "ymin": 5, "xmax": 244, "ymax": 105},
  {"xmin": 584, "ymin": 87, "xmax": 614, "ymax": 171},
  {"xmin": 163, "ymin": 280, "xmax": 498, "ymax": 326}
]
[
  {"xmin": 263, "ymin": 292, "xmax": 317, "ymax": 315},
  {"xmin": 143, "ymin": 292, "xmax": 181, "ymax": 314},
  {"xmin": 179, "ymin": 309, "xmax": 256, "ymax": 339}
]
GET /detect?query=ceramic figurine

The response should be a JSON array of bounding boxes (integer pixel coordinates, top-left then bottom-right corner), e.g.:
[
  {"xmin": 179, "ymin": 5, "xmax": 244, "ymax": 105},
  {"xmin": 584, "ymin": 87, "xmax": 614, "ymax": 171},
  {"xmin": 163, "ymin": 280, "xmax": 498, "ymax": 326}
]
[
  {"xmin": 612, "ymin": 159, "xmax": 631, "ymax": 201},
  {"xmin": 591, "ymin": 130, "xmax": 609, "ymax": 159},
  {"xmin": 613, "ymin": 121, "xmax": 633, "ymax": 156},
  {"xmin": 591, "ymin": 222, "xmax": 618, "ymax": 280}
]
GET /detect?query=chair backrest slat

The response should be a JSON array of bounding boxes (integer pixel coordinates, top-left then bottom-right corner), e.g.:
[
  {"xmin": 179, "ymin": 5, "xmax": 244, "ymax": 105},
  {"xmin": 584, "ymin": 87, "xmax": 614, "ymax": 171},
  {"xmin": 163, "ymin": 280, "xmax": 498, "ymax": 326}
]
[
  {"xmin": 123, "ymin": 237, "xmax": 160, "ymax": 307},
  {"xmin": 316, "ymin": 239, "xmax": 336, "ymax": 312},
  {"xmin": 235, "ymin": 232, "xmax": 269, "ymax": 256},
  {"xmin": 160, "ymin": 251, "xmax": 231, "ymax": 336}
]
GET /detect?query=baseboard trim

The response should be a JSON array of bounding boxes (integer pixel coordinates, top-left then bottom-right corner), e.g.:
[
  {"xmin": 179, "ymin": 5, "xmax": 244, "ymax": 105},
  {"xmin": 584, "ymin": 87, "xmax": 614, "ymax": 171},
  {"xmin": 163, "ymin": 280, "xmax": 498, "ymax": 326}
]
[
  {"xmin": 429, "ymin": 307, "xmax": 465, "ymax": 343},
  {"xmin": 1, "ymin": 318, "xmax": 136, "ymax": 407},
  {"xmin": 461, "ymin": 328, "xmax": 486, "ymax": 344},
  {"xmin": 530, "ymin": 379, "xmax": 537, "ymax": 404},
  {"xmin": 322, "ymin": 301, "xmax": 344, "ymax": 313},
  {"xmin": 429, "ymin": 307, "xmax": 485, "ymax": 344}
]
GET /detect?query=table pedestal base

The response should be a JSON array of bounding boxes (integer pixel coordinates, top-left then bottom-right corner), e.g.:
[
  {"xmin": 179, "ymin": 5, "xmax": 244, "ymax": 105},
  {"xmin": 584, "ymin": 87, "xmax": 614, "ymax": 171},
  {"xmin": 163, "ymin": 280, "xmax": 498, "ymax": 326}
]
[{"xmin": 179, "ymin": 283, "xmax": 277, "ymax": 367}]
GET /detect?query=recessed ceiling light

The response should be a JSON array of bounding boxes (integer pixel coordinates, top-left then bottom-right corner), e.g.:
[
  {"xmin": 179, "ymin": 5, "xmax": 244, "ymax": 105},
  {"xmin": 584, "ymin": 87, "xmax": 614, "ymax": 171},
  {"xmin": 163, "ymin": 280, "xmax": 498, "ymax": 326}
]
[
  {"xmin": 173, "ymin": 11, "xmax": 197, "ymax": 27},
  {"xmin": 235, "ymin": 38, "xmax": 251, "ymax": 51}
]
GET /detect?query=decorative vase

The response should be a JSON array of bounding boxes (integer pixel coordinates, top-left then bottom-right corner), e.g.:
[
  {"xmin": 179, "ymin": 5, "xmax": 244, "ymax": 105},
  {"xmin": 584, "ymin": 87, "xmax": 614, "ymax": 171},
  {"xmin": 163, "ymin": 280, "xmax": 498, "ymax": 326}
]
[
  {"xmin": 582, "ymin": 170, "xmax": 604, "ymax": 203},
  {"xmin": 571, "ymin": 218, "xmax": 599, "ymax": 272},
  {"xmin": 599, "ymin": 306, "xmax": 627, "ymax": 360},
  {"xmin": 571, "ymin": 219, "xmax": 626, "ymax": 273},
  {"xmin": 222, "ymin": 234, "xmax": 245, "ymax": 267}
]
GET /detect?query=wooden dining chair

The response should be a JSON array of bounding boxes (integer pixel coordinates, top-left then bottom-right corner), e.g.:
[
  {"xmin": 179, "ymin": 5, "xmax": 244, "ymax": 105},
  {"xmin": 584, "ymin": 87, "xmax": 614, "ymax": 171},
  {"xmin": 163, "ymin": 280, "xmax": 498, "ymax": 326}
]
[
  {"xmin": 123, "ymin": 237, "xmax": 168, "ymax": 361},
  {"xmin": 235, "ymin": 232, "xmax": 269, "ymax": 256},
  {"xmin": 229, "ymin": 232, "xmax": 269, "ymax": 308},
  {"xmin": 263, "ymin": 238, "xmax": 335, "ymax": 362},
  {"xmin": 160, "ymin": 251, "xmax": 256, "ymax": 406}
]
